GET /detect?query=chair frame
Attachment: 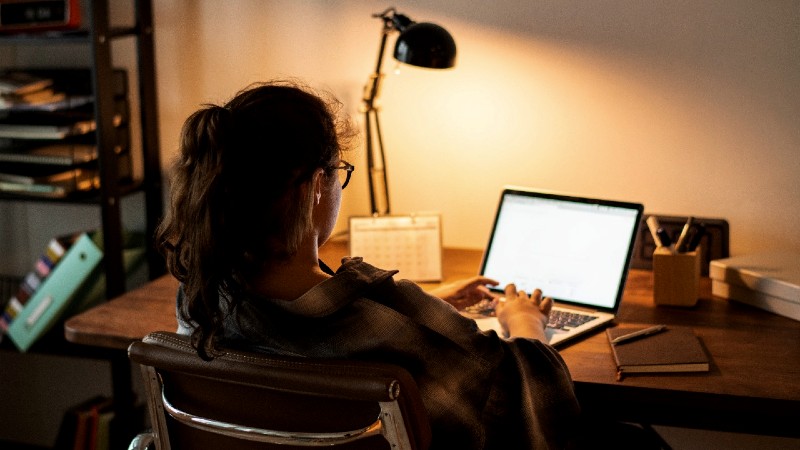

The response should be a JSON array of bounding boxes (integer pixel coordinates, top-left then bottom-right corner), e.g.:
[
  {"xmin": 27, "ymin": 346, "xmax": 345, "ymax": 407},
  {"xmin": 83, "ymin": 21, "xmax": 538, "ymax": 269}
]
[{"xmin": 128, "ymin": 331, "xmax": 430, "ymax": 450}]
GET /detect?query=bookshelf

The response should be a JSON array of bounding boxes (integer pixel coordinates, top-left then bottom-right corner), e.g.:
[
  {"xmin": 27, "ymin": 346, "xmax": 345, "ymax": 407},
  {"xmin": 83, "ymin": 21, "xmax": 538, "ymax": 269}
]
[
  {"xmin": 0, "ymin": 0, "xmax": 164, "ymax": 296},
  {"xmin": 0, "ymin": 0, "xmax": 163, "ymax": 447}
]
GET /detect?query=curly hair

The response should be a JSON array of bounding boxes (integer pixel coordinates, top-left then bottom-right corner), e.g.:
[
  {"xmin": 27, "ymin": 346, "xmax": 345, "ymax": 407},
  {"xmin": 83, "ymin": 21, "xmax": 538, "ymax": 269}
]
[{"xmin": 156, "ymin": 80, "xmax": 355, "ymax": 359}]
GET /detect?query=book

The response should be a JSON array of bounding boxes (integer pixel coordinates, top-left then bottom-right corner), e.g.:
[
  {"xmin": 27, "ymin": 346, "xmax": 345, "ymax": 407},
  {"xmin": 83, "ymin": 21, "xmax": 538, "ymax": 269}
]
[
  {"xmin": 0, "ymin": 165, "xmax": 99, "ymax": 197},
  {"xmin": 709, "ymin": 252, "xmax": 800, "ymax": 306},
  {"xmin": 0, "ymin": 0, "xmax": 82, "ymax": 33},
  {"xmin": 54, "ymin": 396, "xmax": 113, "ymax": 450},
  {"xmin": 7, "ymin": 232, "xmax": 103, "ymax": 351},
  {"xmin": 0, "ymin": 140, "xmax": 98, "ymax": 166},
  {"xmin": 0, "ymin": 119, "xmax": 96, "ymax": 139},
  {"xmin": 0, "ymin": 177, "xmax": 96, "ymax": 197},
  {"xmin": 0, "ymin": 98, "xmax": 94, "ymax": 120},
  {"xmin": 94, "ymin": 409, "xmax": 114, "ymax": 450},
  {"xmin": 0, "ymin": 164, "xmax": 96, "ymax": 184},
  {"xmin": 0, "ymin": 70, "xmax": 53, "ymax": 95},
  {"xmin": 0, "ymin": 102, "xmax": 96, "ymax": 139},
  {"xmin": 0, "ymin": 234, "xmax": 71, "ymax": 335},
  {"xmin": 4, "ymin": 231, "xmax": 146, "ymax": 350},
  {"xmin": 0, "ymin": 87, "xmax": 66, "ymax": 109},
  {"xmin": 0, "ymin": 93, "xmax": 94, "ymax": 112},
  {"xmin": 0, "ymin": 68, "xmax": 126, "ymax": 114},
  {"xmin": 5, "ymin": 68, "xmax": 127, "ymax": 99},
  {"xmin": 606, "ymin": 325, "xmax": 710, "ymax": 380}
]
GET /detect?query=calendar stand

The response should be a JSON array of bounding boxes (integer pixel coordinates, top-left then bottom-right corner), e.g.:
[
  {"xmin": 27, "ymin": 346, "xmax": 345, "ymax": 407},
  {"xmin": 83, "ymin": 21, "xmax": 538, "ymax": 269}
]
[{"xmin": 348, "ymin": 214, "xmax": 442, "ymax": 281}]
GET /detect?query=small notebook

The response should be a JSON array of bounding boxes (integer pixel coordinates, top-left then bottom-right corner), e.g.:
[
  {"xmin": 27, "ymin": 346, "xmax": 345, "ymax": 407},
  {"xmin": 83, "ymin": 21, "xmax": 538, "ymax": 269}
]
[{"xmin": 606, "ymin": 325, "xmax": 709, "ymax": 380}]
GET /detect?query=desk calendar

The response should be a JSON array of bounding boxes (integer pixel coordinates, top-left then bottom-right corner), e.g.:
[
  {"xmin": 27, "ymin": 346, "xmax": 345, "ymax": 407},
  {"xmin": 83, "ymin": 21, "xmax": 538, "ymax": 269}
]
[{"xmin": 348, "ymin": 214, "xmax": 442, "ymax": 281}]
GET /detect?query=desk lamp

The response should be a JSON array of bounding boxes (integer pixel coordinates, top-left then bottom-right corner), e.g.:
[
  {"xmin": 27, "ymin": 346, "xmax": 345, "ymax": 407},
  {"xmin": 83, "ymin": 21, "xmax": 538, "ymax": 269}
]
[{"xmin": 362, "ymin": 7, "xmax": 456, "ymax": 215}]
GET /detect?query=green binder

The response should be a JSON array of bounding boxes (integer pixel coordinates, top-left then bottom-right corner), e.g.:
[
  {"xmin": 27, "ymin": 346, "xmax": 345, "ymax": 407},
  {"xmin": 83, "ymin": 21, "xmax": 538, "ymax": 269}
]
[{"xmin": 7, "ymin": 232, "xmax": 102, "ymax": 352}]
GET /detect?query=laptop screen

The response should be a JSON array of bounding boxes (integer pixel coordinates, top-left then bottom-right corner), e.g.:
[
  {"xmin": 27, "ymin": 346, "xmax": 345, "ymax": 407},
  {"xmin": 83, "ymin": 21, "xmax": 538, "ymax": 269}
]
[{"xmin": 480, "ymin": 188, "xmax": 643, "ymax": 312}]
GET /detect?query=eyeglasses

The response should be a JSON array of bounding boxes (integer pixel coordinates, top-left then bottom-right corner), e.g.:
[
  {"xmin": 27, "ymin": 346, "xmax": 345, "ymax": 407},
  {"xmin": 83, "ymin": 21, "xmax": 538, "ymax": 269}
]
[{"xmin": 335, "ymin": 160, "xmax": 355, "ymax": 189}]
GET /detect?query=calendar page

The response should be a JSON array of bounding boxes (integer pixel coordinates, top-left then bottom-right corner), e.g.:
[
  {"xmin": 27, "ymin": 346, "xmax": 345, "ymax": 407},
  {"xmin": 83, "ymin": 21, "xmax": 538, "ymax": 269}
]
[{"xmin": 348, "ymin": 214, "xmax": 442, "ymax": 281}]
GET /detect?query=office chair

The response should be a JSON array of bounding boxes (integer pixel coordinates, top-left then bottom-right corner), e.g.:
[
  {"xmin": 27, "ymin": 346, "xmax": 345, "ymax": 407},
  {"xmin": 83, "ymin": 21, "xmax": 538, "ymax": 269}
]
[{"xmin": 127, "ymin": 331, "xmax": 432, "ymax": 450}]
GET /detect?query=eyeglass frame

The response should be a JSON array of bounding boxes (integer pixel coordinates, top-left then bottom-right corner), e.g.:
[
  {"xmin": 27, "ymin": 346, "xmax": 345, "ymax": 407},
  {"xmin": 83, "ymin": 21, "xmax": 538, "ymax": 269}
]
[{"xmin": 334, "ymin": 160, "xmax": 355, "ymax": 189}]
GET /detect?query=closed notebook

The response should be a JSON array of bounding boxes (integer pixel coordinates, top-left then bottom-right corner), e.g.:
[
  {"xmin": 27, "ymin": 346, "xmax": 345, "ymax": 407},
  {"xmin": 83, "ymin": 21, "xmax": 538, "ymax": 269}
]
[{"xmin": 606, "ymin": 325, "xmax": 709, "ymax": 380}]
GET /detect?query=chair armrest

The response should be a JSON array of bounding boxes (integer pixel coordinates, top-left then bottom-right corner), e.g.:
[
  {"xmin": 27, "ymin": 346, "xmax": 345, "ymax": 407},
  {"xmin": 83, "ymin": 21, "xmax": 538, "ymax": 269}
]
[{"xmin": 128, "ymin": 432, "xmax": 155, "ymax": 450}]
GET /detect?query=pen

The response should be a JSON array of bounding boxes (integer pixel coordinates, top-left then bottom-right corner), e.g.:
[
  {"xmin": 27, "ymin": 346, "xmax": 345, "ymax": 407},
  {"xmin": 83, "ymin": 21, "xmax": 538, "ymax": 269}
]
[
  {"xmin": 646, "ymin": 216, "xmax": 663, "ymax": 248},
  {"xmin": 656, "ymin": 227, "xmax": 672, "ymax": 248},
  {"xmin": 676, "ymin": 226, "xmax": 697, "ymax": 253},
  {"xmin": 611, "ymin": 324, "xmax": 667, "ymax": 344},
  {"xmin": 687, "ymin": 222, "xmax": 706, "ymax": 252},
  {"xmin": 674, "ymin": 217, "xmax": 694, "ymax": 253}
]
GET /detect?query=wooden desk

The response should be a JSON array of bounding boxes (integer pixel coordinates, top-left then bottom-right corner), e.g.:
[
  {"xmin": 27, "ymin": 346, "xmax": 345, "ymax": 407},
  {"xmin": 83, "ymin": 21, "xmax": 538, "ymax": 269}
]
[{"xmin": 65, "ymin": 241, "xmax": 800, "ymax": 437}]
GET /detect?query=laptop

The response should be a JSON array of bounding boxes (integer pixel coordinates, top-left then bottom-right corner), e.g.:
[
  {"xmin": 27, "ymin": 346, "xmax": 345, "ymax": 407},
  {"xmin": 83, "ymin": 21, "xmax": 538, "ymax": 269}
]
[{"xmin": 465, "ymin": 186, "xmax": 643, "ymax": 346}]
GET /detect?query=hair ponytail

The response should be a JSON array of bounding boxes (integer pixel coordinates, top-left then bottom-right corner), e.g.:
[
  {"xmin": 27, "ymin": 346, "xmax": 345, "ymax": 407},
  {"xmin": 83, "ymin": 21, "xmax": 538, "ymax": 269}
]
[{"xmin": 158, "ymin": 105, "xmax": 235, "ymax": 359}]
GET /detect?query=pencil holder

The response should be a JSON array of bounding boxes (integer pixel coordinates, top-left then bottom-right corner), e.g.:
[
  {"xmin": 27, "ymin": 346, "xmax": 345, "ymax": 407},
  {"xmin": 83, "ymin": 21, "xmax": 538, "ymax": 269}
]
[{"xmin": 653, "ymin": 247, "xmax": 700, "ymax": 307}]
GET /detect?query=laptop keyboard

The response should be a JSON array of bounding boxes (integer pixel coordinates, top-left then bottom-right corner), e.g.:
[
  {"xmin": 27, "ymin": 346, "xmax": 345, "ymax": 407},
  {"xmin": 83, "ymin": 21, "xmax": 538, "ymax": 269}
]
[{"xmin": 547, "ymin": 309, "xmax": 598, "ymax": 331}]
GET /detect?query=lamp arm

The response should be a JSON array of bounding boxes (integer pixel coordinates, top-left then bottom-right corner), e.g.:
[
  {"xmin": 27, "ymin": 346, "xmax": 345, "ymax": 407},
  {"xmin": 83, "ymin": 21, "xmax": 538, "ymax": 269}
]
[
  {"xmin": 361, "ymin": 10, "xmax": 401, "ymax": 215},
  {"xmin": 363, "ymin": 30, "xmax": 389, "ymax": 109}
]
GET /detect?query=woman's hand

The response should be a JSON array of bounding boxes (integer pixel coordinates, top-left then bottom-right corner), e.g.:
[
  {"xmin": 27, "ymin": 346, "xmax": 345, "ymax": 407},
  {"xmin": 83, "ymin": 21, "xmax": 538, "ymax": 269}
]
[
  {"xmin": 430, "ymin": 276, "xmax": 500, "ymax": 310},
  {"xmin": 495, "ymin": 284, "xmax": 552, "ymax": 341}
]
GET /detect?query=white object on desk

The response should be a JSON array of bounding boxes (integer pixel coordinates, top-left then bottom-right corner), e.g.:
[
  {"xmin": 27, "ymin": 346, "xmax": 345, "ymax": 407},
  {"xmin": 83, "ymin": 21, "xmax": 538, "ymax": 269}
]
[
  {"xmin": 710, "ymin": 251, "xmax": 800, "ymax": 321},
  {"xmin": 349, "ymin": 214, "xmax": 442, "ymax": 282}
]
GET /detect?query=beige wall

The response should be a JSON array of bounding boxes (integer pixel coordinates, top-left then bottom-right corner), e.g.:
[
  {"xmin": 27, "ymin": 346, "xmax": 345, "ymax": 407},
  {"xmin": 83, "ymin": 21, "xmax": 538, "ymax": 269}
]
[{"xmin": 153, "ymin": 0, "xmax": 799, "ymax": 256}]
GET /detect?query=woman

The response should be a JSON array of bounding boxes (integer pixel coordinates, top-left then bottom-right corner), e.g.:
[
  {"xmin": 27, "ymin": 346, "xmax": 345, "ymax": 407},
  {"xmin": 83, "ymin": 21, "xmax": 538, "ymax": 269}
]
[{"xmin": 157, "ymin": 80, "xmax": 580, "ymax": 449}]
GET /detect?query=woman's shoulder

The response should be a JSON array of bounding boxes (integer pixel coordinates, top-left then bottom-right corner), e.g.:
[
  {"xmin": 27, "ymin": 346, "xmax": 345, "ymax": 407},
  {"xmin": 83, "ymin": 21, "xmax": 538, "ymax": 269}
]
[{"xmin": 336, "ymin": 256, "xmax": 398, "ymax": 279}]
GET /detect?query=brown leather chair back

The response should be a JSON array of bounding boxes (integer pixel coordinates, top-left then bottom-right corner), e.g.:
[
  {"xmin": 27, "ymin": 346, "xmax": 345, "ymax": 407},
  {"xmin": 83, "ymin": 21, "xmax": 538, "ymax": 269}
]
[{"xmin": 127, "ymin": 331, "xmax": 431, "ymax": 450}]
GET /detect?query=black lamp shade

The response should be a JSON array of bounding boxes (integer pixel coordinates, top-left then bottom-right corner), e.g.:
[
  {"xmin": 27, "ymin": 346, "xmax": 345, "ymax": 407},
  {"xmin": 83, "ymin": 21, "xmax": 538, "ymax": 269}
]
[{"xmin": 393, "ymin": 22, "xmax": 457, "ymax": 69}]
